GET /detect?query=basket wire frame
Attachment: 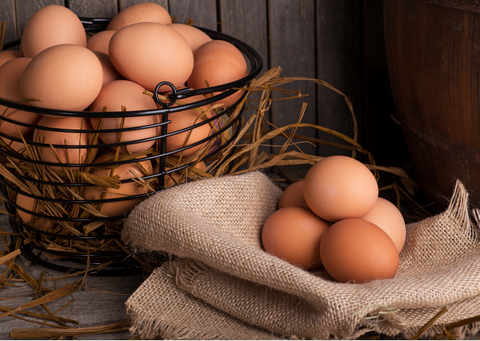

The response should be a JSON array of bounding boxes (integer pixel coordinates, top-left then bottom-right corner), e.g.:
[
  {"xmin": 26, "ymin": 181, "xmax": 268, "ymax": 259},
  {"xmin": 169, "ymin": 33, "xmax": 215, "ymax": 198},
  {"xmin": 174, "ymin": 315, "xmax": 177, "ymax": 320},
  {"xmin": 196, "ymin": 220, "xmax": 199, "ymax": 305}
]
[{"xmin": 0, "ymin": 18, "xmax": 263, "ymax": 275}]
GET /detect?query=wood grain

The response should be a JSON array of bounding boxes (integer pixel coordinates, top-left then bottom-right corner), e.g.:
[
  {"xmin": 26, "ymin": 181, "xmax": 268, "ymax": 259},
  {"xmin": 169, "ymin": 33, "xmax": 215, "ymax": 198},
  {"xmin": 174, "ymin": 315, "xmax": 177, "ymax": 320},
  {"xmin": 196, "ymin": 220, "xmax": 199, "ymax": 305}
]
[
  {"xmin": 0, "ymin": 0, "xmax": 17, "ymax": 44},
  {"xmin": 267, "ymin": 0, "xmax": 317, "ymax": 160},
  {"xmin": 315, "ymin": 0, "xmax": 363, "ymax": 158},
  {"xmin": 118, "ymin": 0, "xmax": 168, "ymax": 12},
  {"xmin": 67, "ymin": 0, "xmax": 118, "ymax": 18},
  {"xmin": 168, "ymin": 0, "xmax": 217, "ymax": 28}
]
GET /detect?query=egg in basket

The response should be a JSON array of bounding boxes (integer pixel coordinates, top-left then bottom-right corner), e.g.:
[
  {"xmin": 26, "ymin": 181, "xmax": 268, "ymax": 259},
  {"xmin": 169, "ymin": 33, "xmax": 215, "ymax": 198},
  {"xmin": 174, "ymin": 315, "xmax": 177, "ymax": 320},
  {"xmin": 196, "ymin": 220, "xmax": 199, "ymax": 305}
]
[{"xmin": 0, "ymin": 3, "xmax": 263, "ymax": 274}]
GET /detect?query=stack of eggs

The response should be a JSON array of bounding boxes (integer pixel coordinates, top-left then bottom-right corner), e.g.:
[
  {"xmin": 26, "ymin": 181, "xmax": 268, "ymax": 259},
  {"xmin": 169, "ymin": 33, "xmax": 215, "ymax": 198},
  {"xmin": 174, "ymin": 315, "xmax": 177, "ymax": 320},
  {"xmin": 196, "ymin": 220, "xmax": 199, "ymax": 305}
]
[
  {"xmin": 262, "ymin": 155, "xmax": 406, "ymax": 283},
  {"xmin": 0, "ymin": 3, "xmax": 249, "ymax": 221}
]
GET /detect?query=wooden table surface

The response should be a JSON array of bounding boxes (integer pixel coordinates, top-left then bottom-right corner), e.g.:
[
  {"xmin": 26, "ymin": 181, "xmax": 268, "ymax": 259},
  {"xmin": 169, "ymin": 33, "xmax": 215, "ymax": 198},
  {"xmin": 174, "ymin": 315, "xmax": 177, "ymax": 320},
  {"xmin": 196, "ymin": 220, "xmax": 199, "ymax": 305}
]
[{"xmin": 0, "ymin": 203, "xmax": 146, "ymax": 340}]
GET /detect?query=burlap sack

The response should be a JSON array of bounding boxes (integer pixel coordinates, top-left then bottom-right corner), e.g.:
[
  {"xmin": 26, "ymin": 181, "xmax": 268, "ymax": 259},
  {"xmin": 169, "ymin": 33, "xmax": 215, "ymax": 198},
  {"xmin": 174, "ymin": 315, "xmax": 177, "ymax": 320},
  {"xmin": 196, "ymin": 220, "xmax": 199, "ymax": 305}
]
[{"xmin": 122, "ymin": 171, "xmax": 480, "ymax": 340}]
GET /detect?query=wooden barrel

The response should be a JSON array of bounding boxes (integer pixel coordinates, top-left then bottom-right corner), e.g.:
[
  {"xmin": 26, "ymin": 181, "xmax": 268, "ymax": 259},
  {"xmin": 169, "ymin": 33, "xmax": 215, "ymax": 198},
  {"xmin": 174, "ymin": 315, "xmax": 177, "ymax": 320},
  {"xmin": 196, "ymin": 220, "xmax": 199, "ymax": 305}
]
[{"xmin": 384, "ymin": 0, "xmax": 480, "ymax": 211}]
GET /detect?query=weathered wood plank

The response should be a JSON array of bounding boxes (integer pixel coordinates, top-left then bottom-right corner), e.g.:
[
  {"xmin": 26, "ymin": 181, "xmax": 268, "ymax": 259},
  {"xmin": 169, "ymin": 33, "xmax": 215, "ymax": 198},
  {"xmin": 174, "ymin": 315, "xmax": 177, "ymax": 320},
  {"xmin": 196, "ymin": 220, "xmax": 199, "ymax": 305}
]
[
  {"xmin": 0, "ymin": 0, "xmax": 17, "ymax": 45},
  {"xmin": 168, "ymin": 0, "xmax": 217, "ymax": 28},
  {"xmin": 67, "ymin": 0, "xmax": 118, "ymax": 19},
  {"xmin": 315, "ymin": 0, "xmax": 363, "ymax": 158},
  {"xmin": 14, "ymin": 0, "xmax": 64, "ymax": 38},
  {"xmin": 267, "ymin": 0, "xmax": 317, "ymax": 160},
  {"xmin": 118, "ymin": 0, "xmax": 169, "ymax": 12}
]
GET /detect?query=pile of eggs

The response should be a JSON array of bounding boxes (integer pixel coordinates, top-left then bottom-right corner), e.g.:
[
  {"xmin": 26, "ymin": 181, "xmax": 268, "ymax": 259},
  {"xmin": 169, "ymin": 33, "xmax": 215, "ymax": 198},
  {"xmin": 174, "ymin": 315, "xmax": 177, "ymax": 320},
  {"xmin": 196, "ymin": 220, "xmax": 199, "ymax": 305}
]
[
  {"xmin": 0, "ymin": 3, "xmax": 250, "ymax": 222},
  {"xmin": 262, "ymin": 155, "xmax": 406, "ymax": 283}
]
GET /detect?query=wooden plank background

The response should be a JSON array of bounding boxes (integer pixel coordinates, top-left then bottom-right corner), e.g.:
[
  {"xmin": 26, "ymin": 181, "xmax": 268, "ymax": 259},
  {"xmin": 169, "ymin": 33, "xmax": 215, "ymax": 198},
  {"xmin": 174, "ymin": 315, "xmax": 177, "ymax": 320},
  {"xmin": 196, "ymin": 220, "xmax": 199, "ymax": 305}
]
[{"xmin": 0, "ymin": 0, "xmax": 408, "ymax": 169}]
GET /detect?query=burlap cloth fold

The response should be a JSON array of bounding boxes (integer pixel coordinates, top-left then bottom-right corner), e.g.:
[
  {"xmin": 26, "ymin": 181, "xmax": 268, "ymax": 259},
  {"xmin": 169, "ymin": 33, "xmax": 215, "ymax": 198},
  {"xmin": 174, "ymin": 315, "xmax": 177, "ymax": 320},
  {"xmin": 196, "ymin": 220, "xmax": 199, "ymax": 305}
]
[{"xmin": 122, "ymin": 171, "xmax": 480, "ymax": 340}]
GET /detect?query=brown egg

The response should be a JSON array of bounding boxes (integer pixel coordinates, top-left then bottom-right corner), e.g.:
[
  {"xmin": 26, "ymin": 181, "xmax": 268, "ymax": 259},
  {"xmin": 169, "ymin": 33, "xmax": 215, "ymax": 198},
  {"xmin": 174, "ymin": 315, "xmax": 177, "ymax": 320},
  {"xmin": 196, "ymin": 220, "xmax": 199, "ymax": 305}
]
[
  {"xmin": 166, "ymin": 111, "xmax": 213, "ymax": 157},
  {"xmin": 168, "ymin": 23, "xmax": 212, "ymax": 54},
  {"xmin": 83, "ymin": 151, "xmax": 153, "ymax": 217},
  {"xmin": 16, "ymin": 193, "xmax": 53, "ymax": 231},
  {"xmin": 109, "ymin": 22, "xmax": 194, "ymax": 92},
  {"xmin": 320, "ymin": 218, "xmax": 399, "ymax": 283},
  {"xmin": 361, "ymin": 197, "xmax": 406, "ymax": 254},
  {"xmin": 0, "ymin": 57, "xmax": 41, "ymax": 138},
  {"xmin": 0, "ymin": 50, "xmax": 23, "ymax": 67},
  {"xmin": 1, "ymin": 137, "xmax": 28, "ymax": 155},
  {"xmin": 187, "ymin": 40, "xmax": 248, "ymax": 109},
  {"xmin": 89, "ymin": 80, "xmax": 159, "ymax": 155},
  {"xmin": 87, "ymin": 30, "xmax": 116, "ymax": 55},
  {"xmin": 262, "ymin": 206, "xmax": 331, "ymax": 270},
  {"xmin": 106, "ymin": 2, "xmax": 172, "ymax": 31},
  {"xmin": 92, "ymin": 51, "xmax": 124, "ymax": 86},
  {"xmin": 278, "ymin": 180, "xmax": 309, "ymax": 209},
  {"xmin": 20, "ymin": 5, "xmax": 86, "ymax": 58},
  {"xmin": 33, "ymin": 116, "xmax": 97, "ymax": 172},
  {"xmin": 303, "ymin": 155, "xmax": 379, "ymax": 222},
  {"xmin": 20, "ymin": 44, "xmax": 103, "ymax": 112}
]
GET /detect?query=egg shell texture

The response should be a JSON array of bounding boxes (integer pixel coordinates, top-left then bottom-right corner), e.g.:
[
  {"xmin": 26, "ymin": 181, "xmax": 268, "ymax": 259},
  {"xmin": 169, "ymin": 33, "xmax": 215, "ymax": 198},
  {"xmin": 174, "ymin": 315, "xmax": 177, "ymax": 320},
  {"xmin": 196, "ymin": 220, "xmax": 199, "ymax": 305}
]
[
  {"xmin": 0, "ymin": 57, "xmax": 41, "ymax": 137},
  {"xmin": 84, "ymin": 152, "xmax": 153, "ymax": 217},
  {"xmin": 262, "ymin": 206, "xmax": 331, "ymax": 270},
  {"xmin": 16, "ymin": 193, "xmax": 53, "ymax": 231},
  {"xmin": 109, "ymin": 22, "xmax": 194, "ymax": 92},
  {"xmin": 278, "ymin": 180, "xmax": 309, "ymax": 209},
  {"xmin": 168, "ymin": 23, "xmax": 212, "ymax": 53},
  {"xmin": 33, "ymin": 116, "xmax": 96, "ymax": 172},
  {"xmin": 19, "ymin": 44, "xmax": 104, "ymax": 112},
  {"xmin": 320, "ymin": 218, "xmax": 399, "ymax": 283},
  {"xmin": 89, "ymin": 80, "xmax": 159, "ymax": 155},
  {"xmin": 20, "ymin": 5, "xmax": 87, "ymax": 58},
  {"xmin": 362, "ymin": 197, "xmax": 406, "ymax": 254},
  {"xmin": 187, "ymin": 40, "xmax": 248, "ymax": 108},
  {"xmin": 166, "ymin": 111, "xmax": 213, "ymax": 157},
  {"xmin": 106, "ymin": 2, "xmax": 172, "ymax": 31},
  {"xmin": 92, "ymin": 51, "xmax": 124, "ymax": 86},
  {"xmin": 0, "ymin": 50, "xmax": 23, "ymax": 67},
  {"xmin": 87, "ymin": 30, "xmax": 116, "ymax": 55},
  {"xmin": 303, "ymin": 155, "xmax": 379, "ymax": 222}
]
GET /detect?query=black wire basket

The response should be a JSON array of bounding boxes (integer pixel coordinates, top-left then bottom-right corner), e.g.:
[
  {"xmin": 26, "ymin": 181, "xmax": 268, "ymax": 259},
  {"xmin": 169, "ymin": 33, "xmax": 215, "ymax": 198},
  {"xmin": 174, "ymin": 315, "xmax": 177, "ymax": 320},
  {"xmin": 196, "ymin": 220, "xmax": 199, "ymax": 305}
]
[{"xmin": 0, "ymin": 18, "xmax": 263, "ymax": 276}]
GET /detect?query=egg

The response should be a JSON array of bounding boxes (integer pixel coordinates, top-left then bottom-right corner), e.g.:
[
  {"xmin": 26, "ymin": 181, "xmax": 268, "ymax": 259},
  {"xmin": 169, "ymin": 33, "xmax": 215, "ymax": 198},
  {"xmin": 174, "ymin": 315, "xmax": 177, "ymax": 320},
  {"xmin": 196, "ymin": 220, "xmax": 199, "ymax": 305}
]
[
  {"xmin": 278, "ymin": 180, "xmax": 309, "ymax": 209},
  {"xmin": 168, "ymin": 23, "xmax": 212, "ymax": 54},
  {"xmin": 106, "ymin": 2, "xmax": 172, "ymax": 31},
  {"xmin": 92, "ymin": 51, "xmax": 124, "ymax": 86},
  {"xmin": 303, "ymin": 155, "xmax": 379, "ymax": 222},
  {"xmin": 187, "ymin": 40, "xmax": 248, "ymax": 109},
  {"xmin": 20, "ymin": 5, "xmax": 87, "ymax": 58},
  {"xmin": 0, "ymin": 50, "xmax": 23, "ymax": 67},
  {"xmin": 1, "ymin": 137, "xmax": 28, "ymax": 155},
  {"xmin": 83, "ymin": 151, "xmax": 153, "ymax": 217},
  {"xmin": 109, "ymin": 22, "xmax": 194, "ymax": 92},
  {"xmin": 262, "ymin": 206, "xmax": 331, "ymax": 270},
  {"xmin": 166, "ymin": 111, "xmax": 213, "ymax": 157},
  {"xmin": 89, "ymin": 80, "xmax": 159, "ymax": 155},
  {"xmin": 33, "ymin": 116, "xmax": 97, "ymax": 172},
  {"xmin": 20, "ymin": 44, "xmax": 103, "ymax": 112},
  {"xmin": 16, "ymin": 193, "xmax": 53, "ymax": 231},
  {"xmin": 320, "ymin": 218, "xmax": 399, "ymax": 283},
  {"xmin": 0, "ymin": 57, "xmax": 41, "ymax": 138},
  {"xmin": 87, "ymin": 30, "xmax": 116, "ymax": 55},
  {"xmin": 361, "ymin": 197, "xmax": 406, "ymax": 254}
]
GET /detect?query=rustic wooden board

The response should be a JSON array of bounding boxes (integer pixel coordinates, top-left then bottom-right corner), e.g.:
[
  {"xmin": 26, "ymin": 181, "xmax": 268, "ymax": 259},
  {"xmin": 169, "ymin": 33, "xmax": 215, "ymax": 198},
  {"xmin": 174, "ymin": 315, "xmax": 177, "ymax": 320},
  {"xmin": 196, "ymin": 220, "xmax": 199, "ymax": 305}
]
[
  {"xmin": 0, "ymin": 0, "xmax": 17, "ymax": 45},
  {"xmin": 267, "ymin": 0, "xmax": 318, "ymax": 160},
  {"xmin": 67, "ymin": 0, "xmax": 118, "ymax": 18},
  {"xmin": 118, "ymin": 0, "xmax": 168, "ymax": 12},
  {"xmin": 169, "ymin": 0, "xmax": 217, "ymax": 28},
  {"xmin": 315, "ymin": 0, "xmax": 363, "ymax": 158}
]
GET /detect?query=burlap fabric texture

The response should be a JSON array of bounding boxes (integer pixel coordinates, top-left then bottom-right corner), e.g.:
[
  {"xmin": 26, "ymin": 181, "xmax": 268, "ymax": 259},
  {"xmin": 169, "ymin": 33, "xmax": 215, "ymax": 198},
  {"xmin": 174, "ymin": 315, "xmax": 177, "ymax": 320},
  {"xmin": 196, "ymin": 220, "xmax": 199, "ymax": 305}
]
[{"xmin": 122, "ymin": 171, "xmax": 480, "ymax": 340}]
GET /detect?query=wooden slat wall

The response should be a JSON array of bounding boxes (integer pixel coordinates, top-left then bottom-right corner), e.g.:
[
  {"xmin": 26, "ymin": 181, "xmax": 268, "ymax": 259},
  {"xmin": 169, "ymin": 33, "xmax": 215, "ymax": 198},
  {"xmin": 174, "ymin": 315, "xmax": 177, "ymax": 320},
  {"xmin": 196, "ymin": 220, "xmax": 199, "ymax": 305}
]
[{"xmin": 0, "ymin": 0, "xmax": 406, "ymax": 168}]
